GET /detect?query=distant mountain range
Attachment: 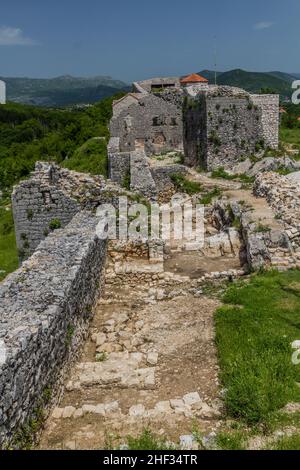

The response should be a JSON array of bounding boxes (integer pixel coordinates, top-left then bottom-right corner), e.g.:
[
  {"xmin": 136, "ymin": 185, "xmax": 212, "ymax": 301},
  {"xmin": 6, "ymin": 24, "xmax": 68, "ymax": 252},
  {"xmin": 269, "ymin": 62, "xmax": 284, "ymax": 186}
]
[
  {"xmin": 1, "ymin": 69, "xmax": 299, "ymax": 107},
  {"xmin": 199, "ymin": 69, "xmax": 299, "ymax": 98},
  {"xmin": 0, "ymin": 75, "xmax": 130, "ymax": 107}
]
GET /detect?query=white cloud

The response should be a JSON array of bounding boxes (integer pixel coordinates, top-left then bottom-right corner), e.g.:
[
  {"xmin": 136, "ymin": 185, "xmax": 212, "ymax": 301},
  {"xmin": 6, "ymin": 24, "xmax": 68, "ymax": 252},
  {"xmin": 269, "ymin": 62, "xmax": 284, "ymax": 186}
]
[
  {"xmin": 254, "ymin": 21, "xmax": 274, "ymax": 30},
  {"xmin": 0, "ymin": 26, "xmax": 38, "ymax": 46}
]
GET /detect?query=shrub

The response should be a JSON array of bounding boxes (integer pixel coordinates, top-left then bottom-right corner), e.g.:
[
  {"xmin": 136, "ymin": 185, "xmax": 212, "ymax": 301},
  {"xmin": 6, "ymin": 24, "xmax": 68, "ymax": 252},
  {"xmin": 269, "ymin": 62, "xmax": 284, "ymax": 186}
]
[
  {"xmin": 255, "ymin": 223, "xmax": 271, "ymax": 233},
  {"xmin": 209, "ymin": 130, "xmax": 221, "ymax": 147},
  {"xmin": 212, "ymin": 167, "xmax": 235, "ymax": 180},
  {"xmin": 171, "ymin": 174, "xmax": 202, "ymax": 195},
  {"xmin": 122, "ymin": 170, "xmax": 131, "ymax": 190},
  {"xmin": 49, "ymin": 218, "xmax": 61, "ymax": 230},
  {"xmin": 200, "ymin": 187, "xmax": 222, "ymax": 205}
]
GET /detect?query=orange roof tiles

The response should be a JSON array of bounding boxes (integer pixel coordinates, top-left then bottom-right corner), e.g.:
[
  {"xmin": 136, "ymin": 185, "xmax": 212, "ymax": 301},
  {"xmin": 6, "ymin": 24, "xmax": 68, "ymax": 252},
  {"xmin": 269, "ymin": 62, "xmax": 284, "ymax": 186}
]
[{"xmin": 180, "ymin": 73, "xmax": 208, "ymax": 84}]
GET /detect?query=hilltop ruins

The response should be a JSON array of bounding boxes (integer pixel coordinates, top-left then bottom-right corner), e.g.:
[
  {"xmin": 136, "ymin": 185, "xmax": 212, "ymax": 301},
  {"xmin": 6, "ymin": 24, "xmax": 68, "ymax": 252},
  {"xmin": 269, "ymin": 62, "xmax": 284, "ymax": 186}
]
[{"xmin": 3, "ymin": 74, "xmax": 300, "ymax": 449}]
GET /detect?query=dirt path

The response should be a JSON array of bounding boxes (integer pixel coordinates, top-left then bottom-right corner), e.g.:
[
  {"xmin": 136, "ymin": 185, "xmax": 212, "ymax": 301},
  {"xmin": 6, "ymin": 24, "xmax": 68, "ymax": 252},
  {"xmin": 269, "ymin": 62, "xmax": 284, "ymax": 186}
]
[
  {"xmin": 39, "ymin": 251, "xmax": 225, "ymax": 450},
  {"xmin": 226, "ymin": 189, "xmax": 283, "ymax": 231},
  {"xmin": 38, "ymin": 169, "xmax": 285, "ymax": 450},
  {"xmin": 187, "ymin": 169, "xmax": 242, "ymax": 191},
  {"xmin": 188, "ymin": 169, "xmax": 283, "ymax": 231}
]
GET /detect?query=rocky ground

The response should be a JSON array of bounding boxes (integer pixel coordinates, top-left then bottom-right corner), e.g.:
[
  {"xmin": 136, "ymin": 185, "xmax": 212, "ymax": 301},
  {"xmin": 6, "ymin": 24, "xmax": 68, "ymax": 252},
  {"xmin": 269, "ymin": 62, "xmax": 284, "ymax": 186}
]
[
  {"xmin": 39, "ymin": 248, "xmax": 229, "ymax": 450},
  {"xmin": 38, "ymin": 171, "xmax": 300, "ymax": 450}
]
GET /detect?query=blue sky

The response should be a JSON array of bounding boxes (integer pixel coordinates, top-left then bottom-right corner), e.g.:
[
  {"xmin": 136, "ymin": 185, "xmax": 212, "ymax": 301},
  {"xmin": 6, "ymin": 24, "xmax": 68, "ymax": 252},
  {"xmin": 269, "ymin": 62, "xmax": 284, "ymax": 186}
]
[{"xmin": 0, "ymin": 0, "xmax": 299, "ymax": 82}]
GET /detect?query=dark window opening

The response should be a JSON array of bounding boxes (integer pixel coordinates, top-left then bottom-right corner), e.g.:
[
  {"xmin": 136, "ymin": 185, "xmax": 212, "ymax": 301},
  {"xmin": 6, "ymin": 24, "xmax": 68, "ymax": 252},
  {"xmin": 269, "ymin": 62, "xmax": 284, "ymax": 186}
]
[
  {"xmin": 151, "ymin": 83, "xmax": 175, "ymax": 92},
  {"xmin": 153, "ymin": 116, "xmax": 166, "ymax": 126},
  {"xmin": 170, "ymin": 117, "xmax": 177, "ymax": 126}
]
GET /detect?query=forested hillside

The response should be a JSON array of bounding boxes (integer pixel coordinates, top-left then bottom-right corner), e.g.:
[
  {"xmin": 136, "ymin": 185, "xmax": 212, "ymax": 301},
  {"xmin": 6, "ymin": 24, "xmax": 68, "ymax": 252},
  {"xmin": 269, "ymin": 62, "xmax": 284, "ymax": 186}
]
[
  {"xmin": 199, "ymin": 69, "xmax": 298, "ymax": 98},
  {"xmin": 0, "ymin": 93, "xmax": 125, "ymax": 193},
  {"xmin": 0, "ymin": 92, "xmax": 125, "ymax": 280}
]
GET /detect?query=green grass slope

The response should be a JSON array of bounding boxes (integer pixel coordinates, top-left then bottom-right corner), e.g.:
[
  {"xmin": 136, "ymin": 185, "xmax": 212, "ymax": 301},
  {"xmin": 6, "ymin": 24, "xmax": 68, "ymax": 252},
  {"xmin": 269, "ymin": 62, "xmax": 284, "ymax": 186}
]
[
  {"xmin": 0, "ymin": 204, "xmax": 18, "ymax": 281},
  {"xmin": 63, "ymin": 137, "xmax": 108, "ymax": 176},
  {"xmin": 216, "ymin": 270, "xmax": 300, "ymax": 425}
]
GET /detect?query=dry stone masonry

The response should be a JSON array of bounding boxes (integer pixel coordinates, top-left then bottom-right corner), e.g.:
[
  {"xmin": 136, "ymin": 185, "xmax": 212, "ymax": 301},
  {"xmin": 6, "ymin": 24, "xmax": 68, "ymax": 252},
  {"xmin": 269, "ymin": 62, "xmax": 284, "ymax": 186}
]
[
  {"xmin": 12, "ymin": 161, "xmax": 136, "ymax": 259},
  {"xmin": 108, "ymin": 75, "xmax": 279, "ymax": 195},
  {"xmin": 0, "ymin": 212, "xmax": 107, "ymax": 447},
  {"xmin": 0, "ymin": 74, "xmax": 286, "ymax": 449},
  {"xmin": 183, "ymin": 87, "xmax": 279, "ymax": 170},
  {"xmin": 255, "ymin": 171, "xmax": 300, "ymax": 249}
]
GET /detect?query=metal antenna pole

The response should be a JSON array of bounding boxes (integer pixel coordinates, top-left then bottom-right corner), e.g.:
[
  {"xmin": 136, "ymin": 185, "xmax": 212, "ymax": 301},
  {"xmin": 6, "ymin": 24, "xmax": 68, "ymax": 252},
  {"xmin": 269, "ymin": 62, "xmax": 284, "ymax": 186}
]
[{"xmin": 214, "ymin": 36, "xmax": 217, "ymax": 85}]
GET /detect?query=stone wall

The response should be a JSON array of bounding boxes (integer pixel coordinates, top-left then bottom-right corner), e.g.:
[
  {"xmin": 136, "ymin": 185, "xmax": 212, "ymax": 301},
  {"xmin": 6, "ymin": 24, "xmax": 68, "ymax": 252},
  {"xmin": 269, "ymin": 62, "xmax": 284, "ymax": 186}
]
[
  {"xmin": 251, "ymin": 95, "xmax": 279, "ymax": 149},
  {"xmin": 12, "ymin": 164, "xmax": 79, "ymax": 260},
  {"xmin": 183, "ymin": 87, "xmax": 279, "ymax": 171},
  {"xmin": 133, "ymin": 77, "xmax": 181, "ymax": 93},
  {"xmin": 107, "ymin": 137, "xmax": 130, "ymax": 186},
  {"xmin": 130, "ymin": 150, "xmax": 157, "ymax": 200},
  {"xmin": 254, "ymin": 172, "xmax": 300, "ymax": 249},
  {"xmin": 110, "ymin": 92, "xmax": 183, "ymax": 156},
  {"xmin": 213, "ymin": 197, "xmax": 299, "ymax": 272},
  {"xmin": 205, "ymin": 95, "xmax": 262, "ymax": 170},
  {"xmin": 0, "ymin": 211, "xmax": 107, "ymax": 447},
  {"xmin": 12, "ymin": 162, "xmax": 131, "ymax": 259},
  {"xmin": 183, "ymin": 93, "xmax": 207, "ymax": 168},
  {"xmin": 151, "ymin": 164, "xmax": 188, "ymax": 202}
]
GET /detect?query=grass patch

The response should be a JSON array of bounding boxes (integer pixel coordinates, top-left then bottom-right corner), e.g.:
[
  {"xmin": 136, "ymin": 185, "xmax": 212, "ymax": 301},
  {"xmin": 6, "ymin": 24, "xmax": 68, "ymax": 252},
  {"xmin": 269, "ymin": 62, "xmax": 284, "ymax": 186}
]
[
  {"xmin": 212, "ymin": 167, "xmax": 235, "ymax": 180},
  {"xmin": 276, "ymin": 167, "xmax": 293, "ymax": 176},
  {"xmin": 238, "ymin": 174, "xmax": 255, "ymax": 184},
  {"xmin": 122, "ymin": 170, "xmax": 131, "ymax": 190},
  {"xmin": 0, "ymin": 203, "xmax": 18, "ymax": 281},
  {"xmin": 267, "ymin": 433, "xmax": 300, "ymax": 450},
  {"xmin": 280, "ymin": 127, "xmax": 300, "ymax": 155},
  {"xmin": 96, "ymin": 352, "xmax": 108, "ymax": 362},
  {"xmin": 211, "ymin": 167, "xmax": 254, "ymax": 184},
  {"xmin": 200, "ymin": 279, "xmax": 230, "ymax": 299},
  {"xmin": 254, "ymin": 223, "xmax": 271, "ymax": 233},
  {"xmin": 200, "ymin": 187, "xmax": 222, "ymax": 205},
  {"xmin": 215, "ymin": 431, "xmax": 246, "ymax": 450},
  {"xmin": 62, "ymin": 137, "xmax": 108, "ymax": 177},
  {"xmin": 125, "ymin": 429, "xmax": 173, "ymax": 450},
  {"xmin": 215, "ymin": 270, "xmax": 300, "ymax": 426},
  {"xmin": 171, "ymin": 174, "xmax": 202, "ymax": 195}
]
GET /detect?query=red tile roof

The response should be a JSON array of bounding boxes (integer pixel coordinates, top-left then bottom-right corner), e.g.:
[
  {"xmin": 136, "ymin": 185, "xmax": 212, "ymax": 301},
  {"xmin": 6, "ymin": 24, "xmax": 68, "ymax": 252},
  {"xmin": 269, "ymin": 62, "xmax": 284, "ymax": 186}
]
[{"xmin": 180, "ymin": 73, "xmax": 208, "ymax": 84}]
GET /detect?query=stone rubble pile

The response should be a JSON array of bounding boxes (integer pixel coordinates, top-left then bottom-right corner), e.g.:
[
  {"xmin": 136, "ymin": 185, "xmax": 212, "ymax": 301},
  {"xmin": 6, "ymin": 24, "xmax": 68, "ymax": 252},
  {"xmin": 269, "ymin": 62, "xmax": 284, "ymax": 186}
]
[
  {"xmin": 214, "ymin": 191, "xmax": 300, "ymax": 272},
  {"xmin": 255, "ymin": 171, "xmax": 300, "ymax": 249}
]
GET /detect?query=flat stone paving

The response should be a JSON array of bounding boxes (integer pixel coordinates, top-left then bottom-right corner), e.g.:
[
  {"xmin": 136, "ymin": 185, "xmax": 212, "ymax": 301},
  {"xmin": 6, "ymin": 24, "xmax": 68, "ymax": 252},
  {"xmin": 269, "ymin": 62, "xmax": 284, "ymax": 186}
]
[{"xmin": 39, "ymin": 253, "xmax": 225, "ymax": 450}]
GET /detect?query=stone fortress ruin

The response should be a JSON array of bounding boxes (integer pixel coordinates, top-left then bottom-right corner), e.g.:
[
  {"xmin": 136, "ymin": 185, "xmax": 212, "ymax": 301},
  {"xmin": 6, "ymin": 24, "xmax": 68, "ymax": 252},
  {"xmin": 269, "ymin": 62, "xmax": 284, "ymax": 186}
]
[
  {"xmin": 108, "ymin": 73, "xmax": 279, "ymax": 195},
  {"xmin": 3, "ymin": 73, "xmax": 300, "ymax": 449}
]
